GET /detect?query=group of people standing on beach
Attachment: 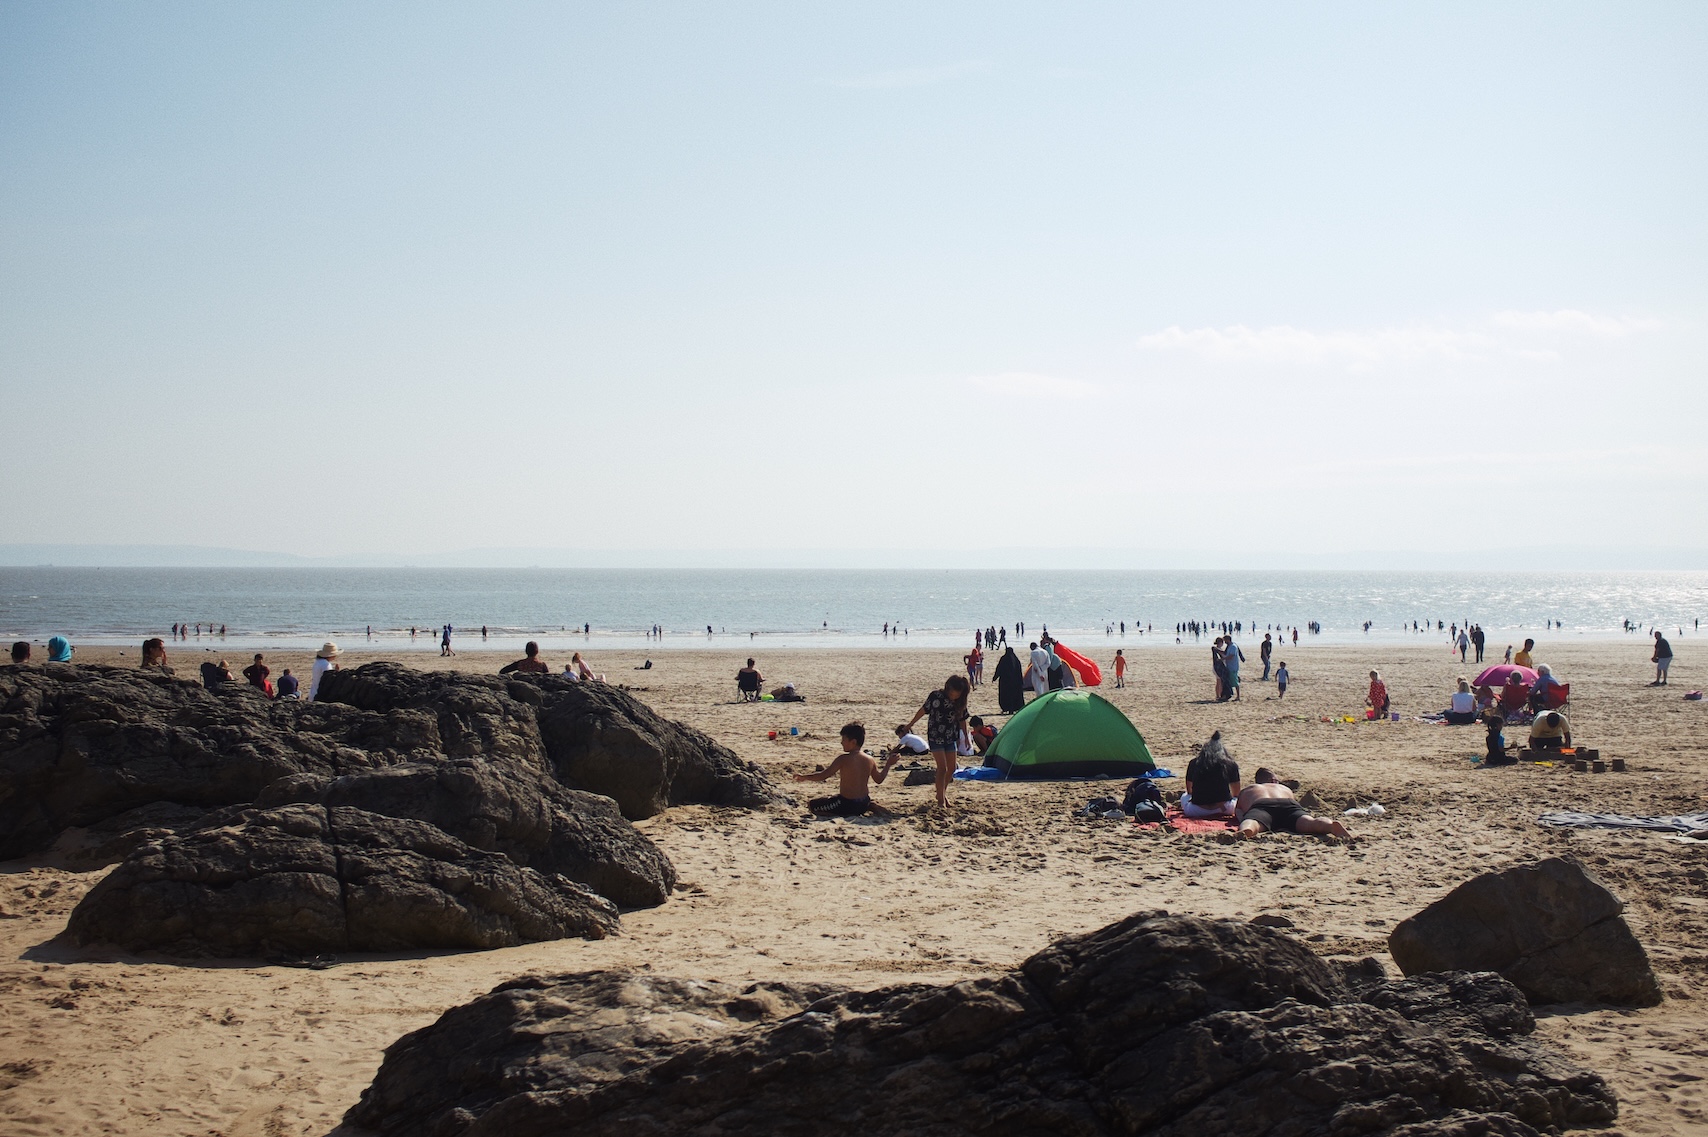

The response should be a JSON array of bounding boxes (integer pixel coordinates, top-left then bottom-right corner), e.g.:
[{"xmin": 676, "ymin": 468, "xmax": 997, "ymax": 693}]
[{"xmin": 1204, "ymin": 632, "xmax": 1288, "ymax": 701}]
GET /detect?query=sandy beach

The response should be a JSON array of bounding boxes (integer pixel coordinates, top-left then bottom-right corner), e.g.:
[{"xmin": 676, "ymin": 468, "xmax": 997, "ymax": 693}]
[{"xmin": 1, "ymin": 639, "xmax": 1703, "ymax": 1136}]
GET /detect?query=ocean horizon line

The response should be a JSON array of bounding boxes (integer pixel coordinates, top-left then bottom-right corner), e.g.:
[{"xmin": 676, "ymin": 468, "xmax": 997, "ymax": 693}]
[{"xmin": 4, "ymin": 543, "xmax": 1707, "ymax": 572}]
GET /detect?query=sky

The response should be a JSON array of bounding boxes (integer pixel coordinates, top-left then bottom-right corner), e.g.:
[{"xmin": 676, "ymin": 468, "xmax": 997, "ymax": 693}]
[{"xmin": 2, "ymin": 2, "xmax": 1705, "ymax": 565}]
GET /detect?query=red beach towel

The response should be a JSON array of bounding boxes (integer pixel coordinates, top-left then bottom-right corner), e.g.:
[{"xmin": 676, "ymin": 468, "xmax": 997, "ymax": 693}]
[{"xmin": 1163, "ymin": 806, "xmax": 1236, "ymax": 834}]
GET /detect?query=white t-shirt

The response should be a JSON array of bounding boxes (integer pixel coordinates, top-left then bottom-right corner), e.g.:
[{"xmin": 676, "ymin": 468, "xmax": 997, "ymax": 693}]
[
  {"xmin": 1451, "ymin": 691, "xmax": 1475, "ymax": 714},
  {"xmin": 897, "ymin": 732, "xmax": 930, "ymax": 754},
  {"xmin": 309, "ymin": 657, "xmax": 336, "ymax": 701}
]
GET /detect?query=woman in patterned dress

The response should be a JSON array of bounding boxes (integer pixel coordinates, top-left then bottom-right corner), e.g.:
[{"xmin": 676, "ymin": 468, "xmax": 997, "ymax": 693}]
[{"xmin": 901, "ymin": 675, "xmax": 971, "ymax": 808}]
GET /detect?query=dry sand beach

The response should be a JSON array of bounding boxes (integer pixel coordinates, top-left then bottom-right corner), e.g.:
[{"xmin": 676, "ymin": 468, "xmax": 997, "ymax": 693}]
[{"xmin": 1, "ymin": 640, "xmax": 1704, "ymax": 1136}]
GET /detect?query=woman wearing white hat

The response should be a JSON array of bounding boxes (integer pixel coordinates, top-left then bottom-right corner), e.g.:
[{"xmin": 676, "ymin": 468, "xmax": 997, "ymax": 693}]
[{"xmin": 309, "ymin": 642, "xmax": 341, "ymax": 701}]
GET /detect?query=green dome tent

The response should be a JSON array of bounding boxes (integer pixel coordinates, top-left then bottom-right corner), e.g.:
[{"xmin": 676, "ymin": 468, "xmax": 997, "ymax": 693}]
[{"xmin": 981, "ymin": 689, "xmax": 1156, "ymax": 779}]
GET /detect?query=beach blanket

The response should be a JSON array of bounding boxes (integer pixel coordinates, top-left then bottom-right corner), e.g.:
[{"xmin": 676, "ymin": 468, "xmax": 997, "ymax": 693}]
[
  {"xmin": 952, "ymin": 766, "xmax": 1004, "ymax": 781},
  {"xmin": 1536, "ymin": 811, "xmax": 1708, "ymax": 835},
  {"xmin": 1163, "ymin": 806, "xmax": 1236, "ymax": 834}
]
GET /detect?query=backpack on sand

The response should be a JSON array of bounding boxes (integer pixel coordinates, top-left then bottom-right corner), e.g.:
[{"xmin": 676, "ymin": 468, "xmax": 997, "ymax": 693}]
[{"xmin": 1122, "ymin": 777, "xmax": 1163, "ymax": 813}]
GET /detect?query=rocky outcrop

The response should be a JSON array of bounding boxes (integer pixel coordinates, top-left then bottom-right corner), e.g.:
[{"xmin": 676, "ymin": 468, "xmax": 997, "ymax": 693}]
[
  {"xmin": 1388, "ymin": 856, "xmax": 1662, "ymax": 1007},
  {"xmin": 314, "ymin": 663, "xmax": 777, "ymax": 820},
  {"xmin": 0, "ymin": 663, "xmax": 423, "ymax": 860},
  {"xmin": 255, "ymin": 760, "xmax": 676, "ymax": 908},
  {"xmin": 527, "ymin": 675, "xmax": 777, "ymax": 819},
  {"xmin": 3, "ymin": 661, "xmax": 774, "ymax": 864},
  {"xmin": 66, "ymin": 804, "xmax": 619, "ymax": 956},
  {"xmin": 344, "ymin": 912, "xmax": 1618, "ymax": 1137}
]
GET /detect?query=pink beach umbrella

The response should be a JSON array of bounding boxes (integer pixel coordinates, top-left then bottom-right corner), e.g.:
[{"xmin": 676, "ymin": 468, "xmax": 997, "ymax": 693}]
[{"xmin": 1473, "ymin": 664, "xmax": 1537, "ymax": 689}]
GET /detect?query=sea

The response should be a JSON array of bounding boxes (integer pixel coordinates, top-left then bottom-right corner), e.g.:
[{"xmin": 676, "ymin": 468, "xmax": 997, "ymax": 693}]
[{"xmin": 1, "ymin": 567, "xmax": 1703, "ymax": 653}]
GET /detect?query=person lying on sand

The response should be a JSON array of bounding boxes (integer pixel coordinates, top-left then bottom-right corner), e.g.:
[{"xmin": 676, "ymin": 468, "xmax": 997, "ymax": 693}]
[
  {"xmin": 1235, "ymin": 768, "xmax": 1350, "ymax": 840},
  {"xmin": 794, "ymin": 722, "xmax": 897, "ymax": 818}
]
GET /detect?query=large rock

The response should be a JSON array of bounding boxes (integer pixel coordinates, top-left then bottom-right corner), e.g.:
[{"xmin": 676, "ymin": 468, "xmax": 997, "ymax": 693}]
[
  {"xmin": 317, "ymin": 663, "xmax": 778, "ymax": 820},
  {"xmin": 256, "ymin": 760, "xmax": 676, "ymax": 908},
  {"xmin": 66, "ymin": 804, "xmax": 619, "ymax": 956},
  {"xmin": 343, "ymin": 913, "xmax": 1618, "ymax": 1137},
  {"xmin": 2, "ymin": 661, "xmax": 775, "ymax": 862},
  {"xmin": 0, "ymin": 663, "xmax": 424, "ymax": 859},
  {"xmin": 527, "ymin": 674, "xmax": 777, "ymax": 819},
  {"xmin": 1388, "ymin": 856, "xmax": 1662, "ymax": 1007},
  {"xmin": 308, "ymin": 665, "xmax": 552, "ymax": 768}
]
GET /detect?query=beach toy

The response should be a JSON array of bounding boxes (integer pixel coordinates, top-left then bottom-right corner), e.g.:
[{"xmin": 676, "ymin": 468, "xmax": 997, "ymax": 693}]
[
  {"xmin": 767, "ymin": 730, "xmax": 777, "ymax": 740},
  {"xmin": 1390, "ymin": 711, "xmax": 1400, "ymax": 722},
  {"xmin": 789, "ymin": 726, "xmax": 799, "ymax": 736}
]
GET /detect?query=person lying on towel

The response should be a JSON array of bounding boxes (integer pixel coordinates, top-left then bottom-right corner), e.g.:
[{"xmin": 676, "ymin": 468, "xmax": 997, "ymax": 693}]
[
  {"xmin": 794, "ymin": 722, "xmax": 897, "ymax": 818},
  {"xmin": 1235, "ymin": 769, "xmax": 1350, "ymax": 840}
]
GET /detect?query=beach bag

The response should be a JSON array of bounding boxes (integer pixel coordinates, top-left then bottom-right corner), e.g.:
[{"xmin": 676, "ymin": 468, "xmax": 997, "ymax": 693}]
[
  {"xmin": 1132, "ymin": 801, "xmax": 1165, "ymax": 824},
  {"xmin": 1122, "ymin": 778, "xmax": 1163, "ymax": 813}
]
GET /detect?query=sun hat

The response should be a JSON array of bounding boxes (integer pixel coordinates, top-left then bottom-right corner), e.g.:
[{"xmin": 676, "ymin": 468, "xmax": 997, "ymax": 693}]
[{"xmin": 316, "ymin": 642, "xmax": 341, "ymax": 659}]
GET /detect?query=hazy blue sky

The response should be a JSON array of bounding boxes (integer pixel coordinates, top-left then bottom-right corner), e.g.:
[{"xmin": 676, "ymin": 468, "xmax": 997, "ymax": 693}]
[{"xmin": 3, "ymin": 2, "xmax": 1704, "ymax": 562}]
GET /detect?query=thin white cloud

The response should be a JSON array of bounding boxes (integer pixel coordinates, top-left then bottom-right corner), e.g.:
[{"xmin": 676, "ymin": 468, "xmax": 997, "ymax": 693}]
[
  {"xmin": 1489, "ymin": 309, "xmax": 1663, "ymax": 336},
  {"xmin": 826, "ymin": 60, "xmax": 994, "ymax": 90},
  {"xmin": 1136, "ymin": 310, "xmax": 1662, "ymax": 368},
  {"xmin": 966, "ymin": 371, "xmax": 1101, "ymax": 399},
  {"xmin": 1135, "ymin": 323, "xmax": 1485, "ymax": 366}
]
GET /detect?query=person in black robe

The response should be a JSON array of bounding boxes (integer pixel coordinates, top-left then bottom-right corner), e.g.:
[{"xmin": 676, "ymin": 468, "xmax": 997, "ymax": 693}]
[{"xmin": 993, "ymin": 647, "xmax": 1025, "ymax": 713}]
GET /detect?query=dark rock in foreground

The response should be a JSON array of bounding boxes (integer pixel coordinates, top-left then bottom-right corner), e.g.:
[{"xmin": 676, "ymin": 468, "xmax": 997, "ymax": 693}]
[
  {"xmin": 1388, "ymin": 856, "xmax": 1662, "ymax": 1007},
  {"xmin": 344, "ymin": 913, "xmax": 1618, "ymax": 1137},
  {"xmin": 66, "ymin": 803, "xmax": 619, "ymax": 956},
  {"xmin": 318, "ymin": 664, "xmax": 778, "ymax": 820}
]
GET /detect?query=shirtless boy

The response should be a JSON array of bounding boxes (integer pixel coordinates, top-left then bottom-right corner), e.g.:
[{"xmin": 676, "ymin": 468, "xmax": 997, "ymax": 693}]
[
  {"xmin": 794, "ymin": 722, "xmax": 898, "ymax": 818},
  {"xmin": 1234, "ymin": 768, "xmax": 1350, "ymax": 840}
]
